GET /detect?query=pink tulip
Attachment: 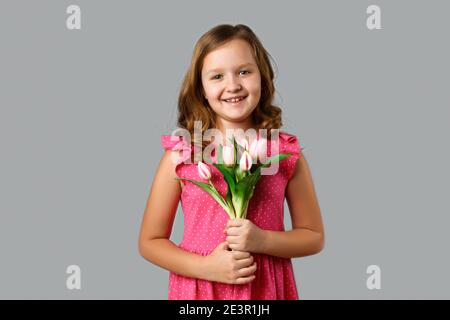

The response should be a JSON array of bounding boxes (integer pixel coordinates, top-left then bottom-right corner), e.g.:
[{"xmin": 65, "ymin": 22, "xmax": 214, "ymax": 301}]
[
  {"xmin": 222, "ymin": 145, "xmax": 235, "ymax": 166},
  {"xmin": 249, "ymin": 139, "xmax": 259, "ymax": 162},
  {"xmin": 237, "ymin": 137, "xmax": 249, "ymax": 151},
  {"xmin": 249, "ymin": 138, "xmax": 268, "ymax": 163},
  {"xmin": 239, "ymin": 150, "xmax": 253, "ymax": 172},
  {"xmin": 257, "ymin": 138, "xmax": 268, "ymax": 162},
  {"xmin": 197, "ymin": 161, "xmax": 211, "ymax": 180}
]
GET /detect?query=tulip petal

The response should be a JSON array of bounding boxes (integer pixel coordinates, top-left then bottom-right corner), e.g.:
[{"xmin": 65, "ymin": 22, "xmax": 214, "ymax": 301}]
[{"xmin": 197, "ymin": 161, "xmax": 211, "ymax": 180}]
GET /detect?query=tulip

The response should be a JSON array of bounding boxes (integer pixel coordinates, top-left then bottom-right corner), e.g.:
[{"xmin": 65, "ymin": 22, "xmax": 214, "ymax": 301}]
[
  {"xmin": 257, "ymin": 138, "xmax": 268, "ymax": 162},
  {"xmin": 249, "ymin": 139, "xmax": 258, "ymax": 160},
  {"xmin": 197, "ymin": 161, "xmax": 211, "ymax": 180},
  {"xmin": 175, "ymin": 134, "xmax": 293, "ymax": 221},
  {"xmin": 250, "ymin": 138, "xmax": 268, "ymax": 163},
  {"xmin": 222, "ymin": 145, "xmax": 235, "ymax": 166},
  {"xmin": 237, "ymin": 137, "xmax": 249, "ymax": 151},
  {"xmin": 239, "ymin": 150, "xmax": 253, "ymax": 172}
]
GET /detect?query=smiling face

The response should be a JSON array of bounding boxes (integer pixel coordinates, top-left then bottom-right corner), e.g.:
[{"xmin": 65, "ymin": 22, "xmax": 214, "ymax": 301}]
[{"xmin": 201, "ymin": 38, "xmax": 261, "ymax": 131}]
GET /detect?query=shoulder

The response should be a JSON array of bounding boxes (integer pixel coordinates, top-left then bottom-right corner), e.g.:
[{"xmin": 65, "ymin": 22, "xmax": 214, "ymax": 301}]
[
  {"xmin": 150, "ymin": 150, "xmax": 183, "ymax": 193},
  {"xmin": 278, "ymin": 131, "xmax": 299, "ymax": 144},
  {"xmin": 158, "ymin": 135, "xmax": 186, "ymax": 177},
  {"xmin": 276, "ymin": 131, "xmax": 303, "ymax": 154},
  {"xmin": 161, "ymin": 135, "xmax": 188, "ymax": 151},
  {"xmin": 274, "ymin": 131, "xmax": 304, "ymax": 180},
  {"xmin": 152, "ymin": 151, "xmax": 178, "ymax": 182}
]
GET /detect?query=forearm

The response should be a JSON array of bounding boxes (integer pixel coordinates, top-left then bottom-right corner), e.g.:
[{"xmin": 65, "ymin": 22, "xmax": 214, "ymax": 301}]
[
  {"xmin": 260, "ymin": 228, "xmax": 324, "ymax": 259},
  {"xmin": 139, "ymin": 238, "xmax": 207, "ymax": 280}
]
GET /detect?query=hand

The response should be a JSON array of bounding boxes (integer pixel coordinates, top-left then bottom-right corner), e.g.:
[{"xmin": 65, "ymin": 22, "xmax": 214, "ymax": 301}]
[
  {"xmin": 203, "ymin": 241, "xmax": 257, "ymax": 285},
  {"xmin": 224, "ymin": 218, "xmax": 266, "ymax": 253}
]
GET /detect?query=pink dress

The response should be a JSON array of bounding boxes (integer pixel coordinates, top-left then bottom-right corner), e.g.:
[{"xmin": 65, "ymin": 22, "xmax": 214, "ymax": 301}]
[{"xmin": 160, "ymin": 131, "xmax": 304, "ymax": 300}]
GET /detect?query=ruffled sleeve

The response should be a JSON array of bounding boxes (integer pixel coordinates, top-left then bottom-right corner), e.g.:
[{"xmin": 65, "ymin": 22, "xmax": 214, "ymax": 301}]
[
  {"xmin": 161, "ymin": 135, "xmax": 194, "ymax": 165},
  {"xmin": 278, "ymin": 132, "xmax": 305, "ymax": 181}
]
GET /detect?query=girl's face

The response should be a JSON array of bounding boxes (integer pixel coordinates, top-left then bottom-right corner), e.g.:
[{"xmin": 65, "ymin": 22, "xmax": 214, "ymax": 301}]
[{"xmin": 201, "ymin": 39, "xmax": 261, "ymax": 127}]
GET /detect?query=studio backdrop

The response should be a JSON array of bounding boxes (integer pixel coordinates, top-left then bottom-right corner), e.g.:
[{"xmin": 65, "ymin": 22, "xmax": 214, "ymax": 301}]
[{"xmin": 1, "ymin": 0, "xmax": 449, "ymax": 299}]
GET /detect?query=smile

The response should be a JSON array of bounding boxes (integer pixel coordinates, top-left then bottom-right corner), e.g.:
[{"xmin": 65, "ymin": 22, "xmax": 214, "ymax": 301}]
[{"xmin": 222, "ymin": 96, "xmax": 247, "ymax": 105}]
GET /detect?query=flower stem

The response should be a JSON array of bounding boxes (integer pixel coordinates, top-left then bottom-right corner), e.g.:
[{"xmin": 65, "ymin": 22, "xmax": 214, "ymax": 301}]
[{"xmin": 208, "ymin": 180, "xmax": 235, "ymax": 219}]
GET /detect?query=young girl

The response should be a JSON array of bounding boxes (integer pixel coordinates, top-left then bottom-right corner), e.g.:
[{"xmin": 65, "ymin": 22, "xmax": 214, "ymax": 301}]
[{"xmin": 139, "ymin": 24, "xmax": 325, "ymax": 300}]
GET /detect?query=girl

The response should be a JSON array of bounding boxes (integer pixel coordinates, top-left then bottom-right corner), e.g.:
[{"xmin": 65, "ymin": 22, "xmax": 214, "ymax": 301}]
[{"xmin": 138, "ymin": 24, "xmax": 325, "ymax": 300}]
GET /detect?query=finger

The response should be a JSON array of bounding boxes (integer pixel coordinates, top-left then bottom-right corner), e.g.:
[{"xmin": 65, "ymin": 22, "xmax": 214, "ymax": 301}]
[
  {"xmin": 236, "ymin": 256, "xmax": 254, "ymax": 269},
  {"xmin": 226, "ymin": 227, "xmax": 241, "ymax": 236},
  {"xmin": 228, "ymin": 243, "xmax": 241, "ymax": 251},
  {"xmin": 237, "ymin": 262, "xmax": 257, "ymax": 278},
  {"xmin": 227, "ymin": 219, "xmax": 244, "ymax": 228},
  {"xmin": 232, "ymin": 250, "xmax": 251, "ymax": 260},
  {"xmin": 234, "ymin": 274, "xmax": 256, "ymax": 285},
  {"xmin": 226, "ymin": 235, "xmax": 239, "ymax": 244}
]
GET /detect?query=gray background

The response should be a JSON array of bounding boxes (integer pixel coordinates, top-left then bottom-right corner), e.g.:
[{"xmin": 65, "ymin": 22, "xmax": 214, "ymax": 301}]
[{"xmin": 0, "ymin": 0, "xmax": 449, "ymax": 299}]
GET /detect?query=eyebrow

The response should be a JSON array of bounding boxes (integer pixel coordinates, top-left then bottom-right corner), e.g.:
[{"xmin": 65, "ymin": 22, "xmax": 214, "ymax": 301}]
[{"xmin": 205, "ymin": 63, "xmax": 256, "ymax": 75}]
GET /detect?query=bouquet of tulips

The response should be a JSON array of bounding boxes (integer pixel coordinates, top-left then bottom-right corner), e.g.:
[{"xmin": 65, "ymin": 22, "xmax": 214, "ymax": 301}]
[{"xmin": 175, "ymin": 135, "xmax": 292, "ymax": 219}]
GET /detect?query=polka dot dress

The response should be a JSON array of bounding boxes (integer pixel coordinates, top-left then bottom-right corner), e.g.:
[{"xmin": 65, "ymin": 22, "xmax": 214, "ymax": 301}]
[{"xmin": 160, "ymin": 131, "xmax": 304, "ymax": 300}]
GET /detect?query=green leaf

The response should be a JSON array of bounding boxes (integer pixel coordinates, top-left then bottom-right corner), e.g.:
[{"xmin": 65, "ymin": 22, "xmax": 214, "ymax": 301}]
[
  {"xmin": 260, "ymin": 153, "xmax": 292, "ymax": 168},
  {"xmin": 213, "ymin": 164, "xmax": 236, "ymax": 193},
  {"xmin": 175, "ymin": 177, "xmax": 235, "ymax": 219},
  {"xmin": 218, "ymin": 144, "xmax": 223, "ymax": 165},
  {"xmin": 233, "ymin": 136, "xmax": 238, "ymax": 165},
  {"xmin": 235, "ymin": 167, "xmax": 241, "ymax": 183},
  {"xmin": 212, "ymin": 163, "xmax": 238, "ymax": 219},
  {"xmin": 225, "ymin": 189, "xmax": 235, "ymax": 218}
]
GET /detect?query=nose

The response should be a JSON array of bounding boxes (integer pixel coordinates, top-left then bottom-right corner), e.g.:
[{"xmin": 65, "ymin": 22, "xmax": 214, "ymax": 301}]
[{"xmin": 225, "ymin": 75, "xmax": 243, "ymax": 92}]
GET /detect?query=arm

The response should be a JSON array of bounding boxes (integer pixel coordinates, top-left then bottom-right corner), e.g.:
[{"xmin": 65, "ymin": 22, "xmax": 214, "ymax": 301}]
[
  {"xmin": 138, "ymin": 150, "xmax": 207, "ymax": 280},
  {"xmin": 263, "ymin": 153, "xmax": 325, "ymax": 258}
]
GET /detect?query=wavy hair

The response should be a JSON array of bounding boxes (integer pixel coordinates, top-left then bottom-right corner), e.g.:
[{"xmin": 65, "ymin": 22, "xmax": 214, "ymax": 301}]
[{"xmin": 177, "ymin": 24, "xmax": 283, "ymax": 149}]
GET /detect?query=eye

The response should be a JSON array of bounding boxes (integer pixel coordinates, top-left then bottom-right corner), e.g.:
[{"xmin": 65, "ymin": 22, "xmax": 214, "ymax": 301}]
[
  {"xmin": 212, "ymin": 74, "xmax": 222, "ymax": 80},
  {"xmin": 240, "ymin": 70, "xmax": 250, "ymax": 75}
]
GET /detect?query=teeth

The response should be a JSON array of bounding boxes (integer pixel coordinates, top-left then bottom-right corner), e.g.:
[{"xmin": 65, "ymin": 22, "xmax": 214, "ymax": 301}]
[{"xmin": 225, "ymin": 97, "xmax": 245, "ymax": 103}]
